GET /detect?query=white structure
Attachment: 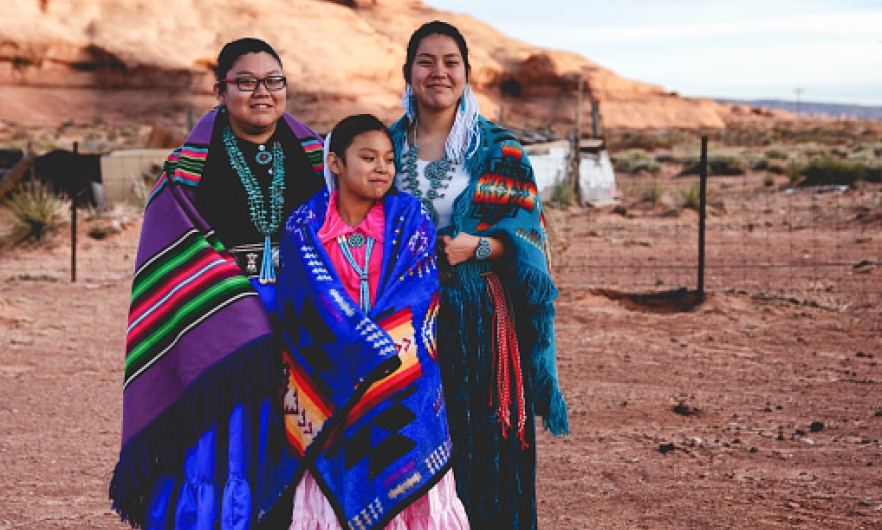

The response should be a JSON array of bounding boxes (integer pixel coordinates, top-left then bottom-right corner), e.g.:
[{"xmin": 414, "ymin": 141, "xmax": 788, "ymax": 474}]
[
  {"xmin": 524, "ymin": 140, "xmax": 617, "ymax": 205},
  {"xmin": 99, "ymin": 149, "xmax": 169, "ymax": 205}
]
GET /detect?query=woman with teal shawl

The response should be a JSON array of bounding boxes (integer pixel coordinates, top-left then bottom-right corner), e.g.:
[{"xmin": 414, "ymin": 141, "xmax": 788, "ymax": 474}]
[{"xmin": 389, "ymin": 21, "xmax": 569, "ymax": 530}]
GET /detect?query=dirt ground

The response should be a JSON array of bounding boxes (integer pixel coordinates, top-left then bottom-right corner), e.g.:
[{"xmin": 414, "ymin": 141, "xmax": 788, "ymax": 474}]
[{"xmin": 1, "ymin": 179, "xmax": 881, "ymax": 529}]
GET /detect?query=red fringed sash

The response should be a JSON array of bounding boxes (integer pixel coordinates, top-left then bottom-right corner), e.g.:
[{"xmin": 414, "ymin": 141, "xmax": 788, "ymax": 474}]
[{"xmin": 484, "ymin": 272, "xmax": 527, "ymax": 448}]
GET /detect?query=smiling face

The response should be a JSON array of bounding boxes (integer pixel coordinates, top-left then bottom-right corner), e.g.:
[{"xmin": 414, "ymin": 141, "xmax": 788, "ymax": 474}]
[
  {"xmin": 408, "ymin": 34, "xmax": 468, "ymax": 115},
  {"xmin": 329, "ymin": 130, "xmax": 395, "ymax": 205},
  {"xmin": 214, "ymin": 51, "xmax": 285, "ymax": 142}
]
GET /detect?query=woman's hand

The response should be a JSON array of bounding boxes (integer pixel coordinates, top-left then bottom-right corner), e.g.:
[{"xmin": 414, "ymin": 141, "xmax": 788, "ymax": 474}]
[{"xmin": 438, "ymin": 233, "xmax": 504, "ymax": 266}]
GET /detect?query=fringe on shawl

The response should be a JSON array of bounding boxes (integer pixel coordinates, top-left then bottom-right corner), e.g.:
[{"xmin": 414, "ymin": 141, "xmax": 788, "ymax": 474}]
[
  {"xmin": 109, "ymin": 335, "xmax": 284, "ymax": 528},
  {"xmin": 504, "ymin": 263, "xmax": 569, "ymax": 436}
]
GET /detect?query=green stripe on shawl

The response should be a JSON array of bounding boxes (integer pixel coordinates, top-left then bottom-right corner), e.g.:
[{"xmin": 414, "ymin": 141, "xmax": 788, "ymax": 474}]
[
  {"xmin": 125, "ymin": 276, "xmax": 254, "ymax": 375},
  {"xmin": 131, "ymin": 237, "xmax": 209, "ymax": 300}
]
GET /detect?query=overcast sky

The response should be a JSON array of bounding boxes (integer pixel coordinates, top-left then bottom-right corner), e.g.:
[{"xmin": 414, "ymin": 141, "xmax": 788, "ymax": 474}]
[{"xmin": 422, "ymin": 0, "xmax": 882, "ymax": 106}]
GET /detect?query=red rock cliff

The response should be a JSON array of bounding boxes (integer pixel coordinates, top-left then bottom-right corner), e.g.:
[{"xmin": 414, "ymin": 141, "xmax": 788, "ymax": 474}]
[{"xmin": 1, "ymin": 0, "xmax": 743, "ymax": 129}]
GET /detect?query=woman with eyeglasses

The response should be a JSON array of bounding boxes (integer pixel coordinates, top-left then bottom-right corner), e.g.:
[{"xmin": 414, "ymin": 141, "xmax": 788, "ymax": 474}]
[{"xmin": 110, "ymin": 38, "xmax": 326, "ymax": 529}]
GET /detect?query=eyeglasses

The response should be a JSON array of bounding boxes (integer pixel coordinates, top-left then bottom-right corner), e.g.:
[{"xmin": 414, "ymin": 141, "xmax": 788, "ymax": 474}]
[{"xmin": 217, "ymin": 76, "xmax": 287, "ymax": 92}]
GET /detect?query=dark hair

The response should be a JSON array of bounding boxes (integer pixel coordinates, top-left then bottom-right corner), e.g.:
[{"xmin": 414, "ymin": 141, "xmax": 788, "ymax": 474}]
[
  {"xmin": 215, "ymin": 38, "xmax": 282, "ymax": 91},
  {"xmin": 403, "ymin": 20, "xmax": 470, "ymax": 83},
  {"xmin": 328, "ymin": 114, "xmax": 392, "ymax": 162}
]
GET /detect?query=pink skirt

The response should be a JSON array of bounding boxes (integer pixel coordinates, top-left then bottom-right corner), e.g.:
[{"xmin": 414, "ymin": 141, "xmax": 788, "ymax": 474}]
[{"xmin": 288, "ymin": 469, "xmax": 470, "ymax": 530}]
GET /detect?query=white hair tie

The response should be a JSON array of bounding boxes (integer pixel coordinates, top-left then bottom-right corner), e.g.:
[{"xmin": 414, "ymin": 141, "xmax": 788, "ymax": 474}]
[
  {"xmin": 400, "ymin": 83, "xmax": 481, "ymax": 164},
  {"xmin": 322, "ymin": 131, "xmax": 336, "ymax": 194}
]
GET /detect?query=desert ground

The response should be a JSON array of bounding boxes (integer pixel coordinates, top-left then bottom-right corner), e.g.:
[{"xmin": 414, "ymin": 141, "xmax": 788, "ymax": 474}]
[{"xmin": 1, "ymin": 134, "xmax": 881, "ymax": 529}]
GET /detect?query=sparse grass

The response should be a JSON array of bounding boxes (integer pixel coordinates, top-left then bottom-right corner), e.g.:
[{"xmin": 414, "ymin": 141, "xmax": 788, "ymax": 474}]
[
  {"xmin": 607, "ymin": 130, "xmax": 692, "ymax": 151},
  {"xmin": 1, "ymin": 182, "xmax": 70, "ymax": 248},
  {"xmin": 613, "ymin": 149, "xmax": 662, "ymax": 174},
  {"xmin": 763, "ymin": 173, "xmax": 776, "ymax": 187},
  {"xmin": 852, "ymin": 142, "xmax": 882, "ymax": 158},
  {"xmin": 680, "ymin": 182, "xmax": 701, "ymax": 210},
  {"xmin": 786, "ymin": 159, "xmax": 806, "ymax": 184},
  {"xmin": 552, "ymin": 176, "xmax": 575, "ymax": 207},
  {"xmin": 543, "ymin": 208, "xmax": 570, "ymax": 279},
  {"xmin": 641, "ymin": 181, "xmax": 665, "ymax": 204}
]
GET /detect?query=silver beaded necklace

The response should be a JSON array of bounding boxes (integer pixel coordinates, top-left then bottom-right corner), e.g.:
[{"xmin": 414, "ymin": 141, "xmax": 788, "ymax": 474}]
[{"xmin": 398, "ymin": 122, "xmax": 454, "ymax": 225}]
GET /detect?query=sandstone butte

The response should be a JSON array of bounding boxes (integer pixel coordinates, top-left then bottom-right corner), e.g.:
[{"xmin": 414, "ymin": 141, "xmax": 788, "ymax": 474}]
[{"xmin": 0, "ymin": 0, "xmax": 783, "ymax": 132}]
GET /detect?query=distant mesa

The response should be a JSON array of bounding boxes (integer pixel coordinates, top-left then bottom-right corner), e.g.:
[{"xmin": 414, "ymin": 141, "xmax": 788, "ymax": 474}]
[
  {"xmin": 716, "ymin": 99, "xmax": 882, "ymax": 121},
  {"xmin": 1, "ymin": 0, "xmax": 802, "ymax": 130}
]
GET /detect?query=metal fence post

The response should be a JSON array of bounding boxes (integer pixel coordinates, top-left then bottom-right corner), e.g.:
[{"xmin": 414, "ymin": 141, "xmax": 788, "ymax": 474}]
[
  {"xmin": 71, "ymin": 141, "xmax": 78, "ymax": 283},
  {"xmin": 698, "ymin": 136, "xmax": 707, "ymax": 301}
]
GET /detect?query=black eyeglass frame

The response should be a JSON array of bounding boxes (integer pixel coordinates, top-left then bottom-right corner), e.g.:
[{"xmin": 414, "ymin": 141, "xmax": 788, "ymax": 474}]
[{"xmin": 217, "ymin": 76, "xmax": 287, "ymax": 92}]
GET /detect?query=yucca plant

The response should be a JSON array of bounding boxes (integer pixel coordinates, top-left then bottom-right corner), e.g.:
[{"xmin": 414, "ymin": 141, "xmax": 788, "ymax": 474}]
[{"xmin": 2, "ymin": 182, "xmax": 70, "ymax": 248}]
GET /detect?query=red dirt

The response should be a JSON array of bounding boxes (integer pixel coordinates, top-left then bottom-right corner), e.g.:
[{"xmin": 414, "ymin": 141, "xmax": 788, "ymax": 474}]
[{"xmin": 1, "ymin": 183, "xmax": 881, "ymax": 529}]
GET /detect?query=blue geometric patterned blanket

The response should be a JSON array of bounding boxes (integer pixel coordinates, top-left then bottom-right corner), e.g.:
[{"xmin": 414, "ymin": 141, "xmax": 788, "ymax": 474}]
[{"xmin": 267, "ymin": 188, "xmax": 451, "ymax": 529}]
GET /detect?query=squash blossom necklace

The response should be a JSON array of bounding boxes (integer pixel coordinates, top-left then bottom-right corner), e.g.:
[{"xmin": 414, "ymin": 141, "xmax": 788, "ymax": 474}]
[
  {"xmin": 222, "ymin": 125, "xmax": 286, "ymax": 284},
  {"xmin": 399, "ymin": 120, "xmax": 454, "ymax": 225}
]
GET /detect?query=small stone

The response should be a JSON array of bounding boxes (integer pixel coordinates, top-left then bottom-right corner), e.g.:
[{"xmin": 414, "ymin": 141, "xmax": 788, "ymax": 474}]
[
  {"xmin": 659, "ymin": 443, "xmax": 676, "ymax": 454},
  {"xmin": 861, "ymin": 498, "xmax": 874, "ymax": 507},
  {"xmin": 785, "ymin": 501, "xmax": 800, "ymax": 509},
  {"xmin": 810, "ymin": 421, "xmax": 825, "ymax": 433}
]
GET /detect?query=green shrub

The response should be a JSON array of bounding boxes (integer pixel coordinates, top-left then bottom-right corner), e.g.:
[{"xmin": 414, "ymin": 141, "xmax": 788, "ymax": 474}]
[
  {"xmin": 680, "ymin": 152, "xmax": 748, "ymax": 175},
  {"xmin": 798, "ymin": 158, "xmax": 871, "ymax": 186},
  {"xmin": 552, "ymin": 176, "xmax": 575, "ymax": 206},
  {"xmin": 766, "ymin": 159, "xmax": 788, "ymax": 174},
  {"xmin": 794, "ymin": 143, "xmax": 828, "ymax": 158},
  {"xmin": 764, "ymin": 146, "xmax": 790, "ymax": 160},
  {"xmin": 613, "ymin": 149, "xmax": 661, "ymax": 174},
  {"xmin": 2, "ymin": 183, "xmax": 70, "ymax": 248},
  {"xmin": 653, "ymin": 150, "xmax": 675, "ymax": 163}
]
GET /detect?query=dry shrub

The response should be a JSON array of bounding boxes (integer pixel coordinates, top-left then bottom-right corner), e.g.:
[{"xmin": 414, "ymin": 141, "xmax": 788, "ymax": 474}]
[
  {"xmin": 641, "ymin": 181, "xmax": 665, "ymax": 204},
  {"xmin": 1, "ymin": 182, "xmax": 70, "ymax": 248},
  {"xmin": 679, "ymin": 181, "xmax": 718, "ymax": 211}
]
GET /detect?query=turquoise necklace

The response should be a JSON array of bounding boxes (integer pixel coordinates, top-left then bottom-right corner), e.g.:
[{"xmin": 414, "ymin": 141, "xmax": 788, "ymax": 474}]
[
  {"xmin": 399, "ymin": 124, "xmax": 453, "ymax": 225},
  {"xmin": 222, "ymin": 125, "xmax": 286, "ymax": 284},
  {"xmin": 337, "ymin": 234, "xmax": 375, "ymax": 313}
]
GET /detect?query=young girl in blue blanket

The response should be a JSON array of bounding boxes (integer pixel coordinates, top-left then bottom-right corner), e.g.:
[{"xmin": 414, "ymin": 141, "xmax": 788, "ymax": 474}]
[{"xmin": 274, "ymin": 114, "xmax": 470, "ymax": 530}]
